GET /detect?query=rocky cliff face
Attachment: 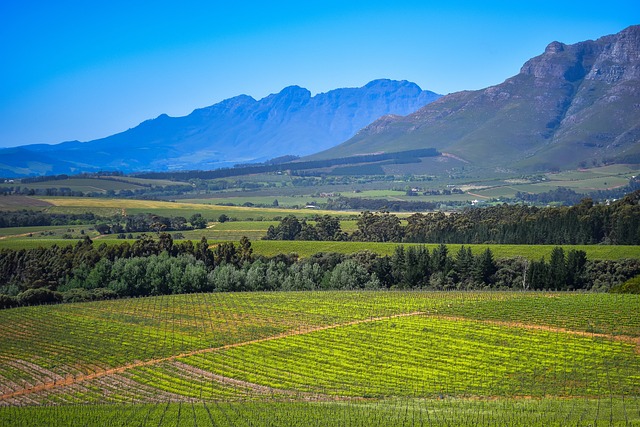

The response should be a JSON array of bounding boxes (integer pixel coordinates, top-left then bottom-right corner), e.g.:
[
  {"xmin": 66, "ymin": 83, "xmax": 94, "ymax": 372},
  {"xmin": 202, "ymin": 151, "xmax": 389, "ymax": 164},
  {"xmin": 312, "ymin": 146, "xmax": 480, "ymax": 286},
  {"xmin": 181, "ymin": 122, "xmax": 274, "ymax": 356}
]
[
  {"xmin": 317, "ymin": 26, "xmax": 640, "ymax": 172},
  {"xmin": 520, "ymin": 25, "xmax": 640, "ymax": 83},
  {"xmin": 0, "ymin": 80, "xmax": 440, "ymax": 176}
]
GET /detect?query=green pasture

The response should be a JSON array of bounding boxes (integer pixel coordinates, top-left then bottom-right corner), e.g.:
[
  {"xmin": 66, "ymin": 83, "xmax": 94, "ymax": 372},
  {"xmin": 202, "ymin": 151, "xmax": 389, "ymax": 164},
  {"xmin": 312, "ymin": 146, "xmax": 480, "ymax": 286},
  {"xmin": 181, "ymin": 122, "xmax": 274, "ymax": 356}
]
[
  {"xmin": 37, "ymin": 197, "xmax": 354, "ymax": 220},
  {"xmin": 0, "ymin": 225, "xmax": 84, "ymax": 238},
  {"xmin": 0, "ymin": 225, "xmax": 99, "ymax": 243},
  {"xmin": 181, "ymin": 195, "xmax": 332, "ymax": 208},
  {"xmin": 1, "ymin": 232, "xmax": 638, "ymax": 261},
  {"xmin": 249, "ymin": 240, "xmax": 640, "ymax": 261},
  {"xmin": 467, "ymin": 165, "xmax": 639, "ymax": 199},
  {"xmin": 546, "ymin": 164, "xmax": 639, "ymax": 181}
]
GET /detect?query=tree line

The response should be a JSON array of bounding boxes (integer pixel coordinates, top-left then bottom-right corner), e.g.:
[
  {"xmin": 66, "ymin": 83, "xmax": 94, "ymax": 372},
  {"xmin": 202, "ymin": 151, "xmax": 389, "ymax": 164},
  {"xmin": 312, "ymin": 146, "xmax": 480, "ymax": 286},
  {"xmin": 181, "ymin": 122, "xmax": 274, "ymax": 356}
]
[
  {"xmin": 0, "ymin": 210, "xmax": 209, "ymax": 233},
  {"xmin": 136, "ymin": 149, "xmax": 440, "ymax": 181},
  {"xmin": 265, "ymin": 191, "xmax": 640, "ymax": 245},
  {"xmin": 1, "ymin": 234, "xmax": 638, "ymax": 309},
  {"xmin": 0, "ymin": 210, "xmax": 100, "ymax": 228}
]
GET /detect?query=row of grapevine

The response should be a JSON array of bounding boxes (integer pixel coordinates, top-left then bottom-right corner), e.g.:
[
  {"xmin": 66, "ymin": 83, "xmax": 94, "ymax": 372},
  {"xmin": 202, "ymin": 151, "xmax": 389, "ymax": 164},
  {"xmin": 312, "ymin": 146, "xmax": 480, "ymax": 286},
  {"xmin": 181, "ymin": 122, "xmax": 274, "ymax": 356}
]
[
  {"xmin": 1, "ymin": 397, "xmax": 639, "ymax": 426},
  {"xmin": 0, "ymin": 291, "xmax": 638, "ymax": 424}
]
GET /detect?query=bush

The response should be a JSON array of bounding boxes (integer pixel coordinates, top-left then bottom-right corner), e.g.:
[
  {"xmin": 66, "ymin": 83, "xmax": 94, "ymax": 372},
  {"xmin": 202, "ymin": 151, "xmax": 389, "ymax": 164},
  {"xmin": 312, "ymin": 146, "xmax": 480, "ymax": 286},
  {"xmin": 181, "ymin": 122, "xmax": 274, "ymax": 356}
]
[
  {"xmin": 62, "ymin": 287, "xmax": 118, "ymax": 303},
  {"xmin": 610, "ymin": 275, "xmax": 640, "ymax": 294},
  {"xmin": 90, "ymin": 288, "xmax": 118, "ymax": 301},
  {"xmin": 16, "ymin": 288, "xmax": 63, "ymax": 306},
  {"xmin": 328, "ymin": 259, "xmax": 379, "ymax": 290},
  {"xmin": 0, "ymin": 294, "xmax": 18, "ymax": 309},
  {"xmin": 62, "ymin": 288, "xmax": 94, "ymax": 303}
]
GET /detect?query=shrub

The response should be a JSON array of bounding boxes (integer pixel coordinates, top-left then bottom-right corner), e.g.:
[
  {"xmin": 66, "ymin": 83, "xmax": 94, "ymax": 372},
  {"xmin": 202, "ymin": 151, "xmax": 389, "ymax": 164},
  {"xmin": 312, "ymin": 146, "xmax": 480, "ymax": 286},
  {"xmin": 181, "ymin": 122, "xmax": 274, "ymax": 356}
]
[
  {"xmin": 0, "ymin": 294, "xmax": 18, "ymax": 309},
  {"xmin": 16, "ymin": 288, "xmax": 63, "ymax": 306},
  {"xmin": 610, "ymin": 275, "xmax": 640, "ymax": 294}
]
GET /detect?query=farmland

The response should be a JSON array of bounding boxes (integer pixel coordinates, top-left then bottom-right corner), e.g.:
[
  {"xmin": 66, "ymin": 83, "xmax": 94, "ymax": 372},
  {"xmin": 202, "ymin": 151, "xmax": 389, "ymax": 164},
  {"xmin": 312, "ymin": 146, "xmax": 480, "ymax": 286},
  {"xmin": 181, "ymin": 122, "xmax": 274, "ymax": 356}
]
[
  {"xmin": 36, "ymin": 197, "xmax": 357, "ymax": 220},
  {"xmin": 2, "ymin": 164, "xmax": 637, "ymax": 211},
  {"xmin": 1, "ymin": 229, "xmax": 639, "ymax": 261},
  {"xmin": 0, "ymin": 177, "xmax": 181, "ymax": 194},
  {"xmin": 0, "ymin": 291, "xmax": 638, "ymax": 425},
  {"xmin": 1, "ymin": 173, "xmax": 639, "ymax": 425}
]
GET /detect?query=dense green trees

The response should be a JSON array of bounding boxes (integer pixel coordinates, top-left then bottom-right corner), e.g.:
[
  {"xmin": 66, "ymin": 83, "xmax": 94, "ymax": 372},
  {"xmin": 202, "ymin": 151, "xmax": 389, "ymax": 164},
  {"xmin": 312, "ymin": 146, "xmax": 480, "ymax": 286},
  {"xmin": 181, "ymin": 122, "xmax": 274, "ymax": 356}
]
[
  {"xmin": 1, "ymin": 234, "xmax": 639, "ymax": 309},
  {"xmin": 403, "ymin": 193, "xmax": 640, "ymax": 245},
  {"xmin": 265, "ymin": 215, "xmax": 347, "ymax": 241},
  {"xmin": 2, "ymin": 188, "xmax": 640, "ymax": 308},
  {"xmin": 265, "ymin": 191, "xmax": 640, "ymax": 245},
  {"xmin": 0, "ymin": 210, "xmax": 99, "ymax": 228}
]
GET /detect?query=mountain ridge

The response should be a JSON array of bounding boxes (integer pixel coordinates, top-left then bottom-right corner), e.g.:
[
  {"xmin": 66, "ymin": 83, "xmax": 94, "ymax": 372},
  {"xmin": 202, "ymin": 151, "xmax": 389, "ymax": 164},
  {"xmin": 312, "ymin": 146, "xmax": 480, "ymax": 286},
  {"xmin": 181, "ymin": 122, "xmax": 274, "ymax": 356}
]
[
  {"xmin": 0, "ymin": 79, "xmax": 440, "ymax": 177},
  {"xmin": 313, "ymin": 25, "xmax": 640, "ymax": 172}
]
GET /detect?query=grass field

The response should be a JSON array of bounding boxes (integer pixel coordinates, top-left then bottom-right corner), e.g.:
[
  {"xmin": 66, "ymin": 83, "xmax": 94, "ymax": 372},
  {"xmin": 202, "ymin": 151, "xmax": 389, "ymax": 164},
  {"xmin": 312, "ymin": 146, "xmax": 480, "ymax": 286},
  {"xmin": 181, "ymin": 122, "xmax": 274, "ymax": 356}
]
[
  {"xmin": 36, "ymin": 197, "xmax": 356, "ymax": 220},
  {"xmin": 2, "ymin": 164, "xmax": 636, "ymax": 211},
  {"xmin": 1, "ymin": 233, "xmax": 638, "ymax": 261},
  {"xmin": 181, "ymin": 195, "xmax": 334, "ymax": 208},
  {"xmin": 0, "ymin": 291, "xmax": 638, "ymax": 425},
  {"xmin": 249, "ymin": 240, "xmax": 640, "ymax": 260}
]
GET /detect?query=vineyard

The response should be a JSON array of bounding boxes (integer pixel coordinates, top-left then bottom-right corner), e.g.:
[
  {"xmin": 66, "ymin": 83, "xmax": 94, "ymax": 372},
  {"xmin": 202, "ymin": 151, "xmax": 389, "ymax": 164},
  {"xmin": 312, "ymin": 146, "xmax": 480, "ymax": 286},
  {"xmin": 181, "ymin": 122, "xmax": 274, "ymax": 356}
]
[{"xmin": 0, "ymin": 291, "xmax": 638, "ymax": 425}]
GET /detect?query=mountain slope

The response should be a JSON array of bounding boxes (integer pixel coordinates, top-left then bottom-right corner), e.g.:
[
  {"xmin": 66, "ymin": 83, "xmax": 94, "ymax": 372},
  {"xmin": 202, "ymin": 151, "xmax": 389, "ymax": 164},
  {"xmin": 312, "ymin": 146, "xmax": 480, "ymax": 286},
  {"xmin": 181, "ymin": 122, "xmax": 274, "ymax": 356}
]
[
  {"xmin": 314, "ymin": 25, "xmax": 640, "ymax": 172},
  {"xmin": 1, "ymin": 80, "xmax": 440, "ymax": 177}
]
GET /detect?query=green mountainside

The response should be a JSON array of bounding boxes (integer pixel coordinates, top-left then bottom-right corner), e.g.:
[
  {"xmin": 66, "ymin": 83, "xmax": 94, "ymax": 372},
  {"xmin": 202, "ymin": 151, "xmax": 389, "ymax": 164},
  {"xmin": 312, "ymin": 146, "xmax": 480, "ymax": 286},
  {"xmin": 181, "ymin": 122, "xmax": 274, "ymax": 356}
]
[{"xmin": 312, "ymin": 25, "xmax": 640, "ymax": 173}]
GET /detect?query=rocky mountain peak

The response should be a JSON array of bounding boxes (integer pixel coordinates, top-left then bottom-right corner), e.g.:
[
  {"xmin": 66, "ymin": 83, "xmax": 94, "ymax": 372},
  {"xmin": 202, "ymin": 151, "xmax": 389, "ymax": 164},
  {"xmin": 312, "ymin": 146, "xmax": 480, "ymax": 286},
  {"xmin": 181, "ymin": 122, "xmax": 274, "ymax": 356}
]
[
  {"xmin": 520, "ymin": 25, "xmax": 640, "ymax": 84},
  {"xmin": 545, "ymin": 41, "xmax": 565, "ymax": 53}
]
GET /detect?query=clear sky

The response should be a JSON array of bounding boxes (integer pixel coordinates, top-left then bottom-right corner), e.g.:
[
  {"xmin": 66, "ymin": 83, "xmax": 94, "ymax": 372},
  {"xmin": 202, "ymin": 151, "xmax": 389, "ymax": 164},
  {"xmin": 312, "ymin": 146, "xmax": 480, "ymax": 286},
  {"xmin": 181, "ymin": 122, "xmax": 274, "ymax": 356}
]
[{"xmin": 0, "ymin": 1, "xmax": 638, "ymax": 148}]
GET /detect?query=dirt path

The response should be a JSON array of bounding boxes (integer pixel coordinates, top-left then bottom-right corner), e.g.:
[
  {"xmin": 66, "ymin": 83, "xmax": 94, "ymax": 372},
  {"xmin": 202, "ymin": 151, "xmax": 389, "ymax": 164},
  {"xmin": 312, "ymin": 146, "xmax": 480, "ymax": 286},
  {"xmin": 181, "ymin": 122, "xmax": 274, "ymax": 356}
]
[
  {"xmin": 466, "ymin": 192, "xmax": 491, "ymax": 199},
  {"xmin": 0, "ymin": 232, "xmax": 34, "ymax": 240},
  {"xmin": 0, "ymin": 311, "xmax": 425, "ymax": 402},
  {"xmin": 441, "ymin": 152, "xmax": 469, "ymax": 164}
]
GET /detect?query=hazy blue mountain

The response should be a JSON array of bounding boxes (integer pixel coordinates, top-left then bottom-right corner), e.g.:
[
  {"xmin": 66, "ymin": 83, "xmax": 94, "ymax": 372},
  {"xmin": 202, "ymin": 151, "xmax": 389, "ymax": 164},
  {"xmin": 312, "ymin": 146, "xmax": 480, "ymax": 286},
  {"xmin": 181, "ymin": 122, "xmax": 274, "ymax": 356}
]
[
  {"xmin": 0, "ymin": 80, "xmax": 440, "ymax": 176},
  {"xmin": 313, "ymin": 26, "xmax": 640, "ymax": 172}
]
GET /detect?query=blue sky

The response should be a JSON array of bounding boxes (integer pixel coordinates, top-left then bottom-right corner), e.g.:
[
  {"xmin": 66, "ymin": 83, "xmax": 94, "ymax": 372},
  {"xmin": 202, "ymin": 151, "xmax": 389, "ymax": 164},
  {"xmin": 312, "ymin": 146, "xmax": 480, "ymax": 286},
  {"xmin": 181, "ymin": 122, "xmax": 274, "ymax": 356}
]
[{"xmin": 0, "ymin": 1, "xmax": 638, "ymax": 148}]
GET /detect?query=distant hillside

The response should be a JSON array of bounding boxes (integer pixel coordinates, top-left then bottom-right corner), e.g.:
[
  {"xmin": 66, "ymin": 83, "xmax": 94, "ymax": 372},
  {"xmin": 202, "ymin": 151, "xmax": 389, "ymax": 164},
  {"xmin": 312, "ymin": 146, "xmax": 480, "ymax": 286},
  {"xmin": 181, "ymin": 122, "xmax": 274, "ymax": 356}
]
[
  {"xmin": 0, "ymin": 80, "xmax": 440, "ymax": 177},
  {"xmin": 313, "ymin": 26, "xmax": 640, "ymax": 173}
]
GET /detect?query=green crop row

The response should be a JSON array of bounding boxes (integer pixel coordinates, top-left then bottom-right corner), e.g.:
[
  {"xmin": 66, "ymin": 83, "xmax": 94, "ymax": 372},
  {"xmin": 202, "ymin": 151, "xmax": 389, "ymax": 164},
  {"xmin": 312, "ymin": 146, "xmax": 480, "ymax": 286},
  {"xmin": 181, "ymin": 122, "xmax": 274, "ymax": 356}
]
[
  {"xmin": 175, "ymin": 315, "xmax": 639, "ymax": 399},
  {"xmin": 1, "ymin": 291, "xmax": 638, "ymax": 409},
  {"xmin": 1, "ymin": 397, "xmax": 639, "ymax": 426}
]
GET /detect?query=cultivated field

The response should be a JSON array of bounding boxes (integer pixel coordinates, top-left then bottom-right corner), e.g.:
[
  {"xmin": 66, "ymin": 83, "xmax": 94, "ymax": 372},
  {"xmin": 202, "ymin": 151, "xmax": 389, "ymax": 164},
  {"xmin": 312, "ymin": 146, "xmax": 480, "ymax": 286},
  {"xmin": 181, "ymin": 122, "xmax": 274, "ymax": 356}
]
[
  {"xmin": 0, "ymin": 177, "xmax": 181, "ymax": 194},
  {"xmin": 36, "ymin": 197, "xmax": 356, "ymax": 220},
  {"xmin": 0, "ymin": 291, "xmax": 638, "ymax": 425},
  {"xmin": 1, "ymin": 230, "xmax": 639, "ymax": 261}
]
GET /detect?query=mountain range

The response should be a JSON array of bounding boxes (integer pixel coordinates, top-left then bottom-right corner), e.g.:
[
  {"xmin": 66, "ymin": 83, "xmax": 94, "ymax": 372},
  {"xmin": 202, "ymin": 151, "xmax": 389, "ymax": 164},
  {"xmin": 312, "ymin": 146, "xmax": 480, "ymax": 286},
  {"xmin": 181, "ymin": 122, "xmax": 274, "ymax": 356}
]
[
  {"xmin": 313, "ymin": 25, "xmax": 640, "ymax": 173},
  {"xmin": 0, "ymin": 80, "xmax": 440, "ymax": 177},
  {"xmin": 3, "ymin": 25, "xmax": 639, "ymax": 178}
]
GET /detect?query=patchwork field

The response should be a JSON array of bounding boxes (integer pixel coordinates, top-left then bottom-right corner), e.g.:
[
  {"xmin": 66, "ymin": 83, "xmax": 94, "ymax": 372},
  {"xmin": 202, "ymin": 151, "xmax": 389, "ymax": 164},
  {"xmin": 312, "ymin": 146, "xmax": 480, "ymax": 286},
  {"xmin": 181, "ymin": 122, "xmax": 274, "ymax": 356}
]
[
  {"xmin": 0, "ymin": 291, "xmax": 638, "ymax": 425},
  {"xmin": 0, "ymin": 177, "xmax": 181, "ymax": 194},
  {"xmin": 35, "ymin": 197, "xmax": 356, "ymax": 220},
  {"xmin": 1, "ymin": 230, "xmax": 639, "ymax": 261}
]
